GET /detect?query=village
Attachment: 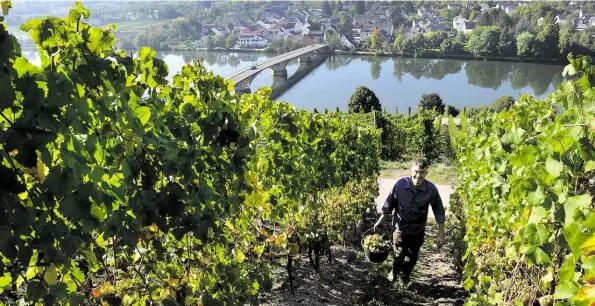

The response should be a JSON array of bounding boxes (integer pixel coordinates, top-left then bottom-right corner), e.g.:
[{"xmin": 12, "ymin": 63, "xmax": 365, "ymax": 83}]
[{"xmin": 188, "ymin": 1, "xmax": 595, "ymax": 51}]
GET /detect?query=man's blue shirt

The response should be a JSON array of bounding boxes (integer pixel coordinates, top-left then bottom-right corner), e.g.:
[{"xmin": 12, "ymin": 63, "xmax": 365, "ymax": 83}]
[{"xmin": 382, "ymin": 176, "xmax": 446, "ymax": 236}]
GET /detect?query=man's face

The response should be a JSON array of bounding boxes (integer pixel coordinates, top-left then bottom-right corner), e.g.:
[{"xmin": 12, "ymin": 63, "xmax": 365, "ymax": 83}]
[{"xmin": 411, "ymin": 164, "xmax": 428, "ymax": 187}]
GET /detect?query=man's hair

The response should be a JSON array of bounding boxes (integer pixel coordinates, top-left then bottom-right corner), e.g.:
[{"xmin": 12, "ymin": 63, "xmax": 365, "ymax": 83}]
[{"xmin": 412, "ymin": 157, "xmax": 429, "ymax": 169}]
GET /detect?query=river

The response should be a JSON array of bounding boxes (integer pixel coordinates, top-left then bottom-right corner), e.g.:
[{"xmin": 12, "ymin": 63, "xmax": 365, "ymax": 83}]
[{"xmin": 22, "ymin": 49, "xmax": 565, "ymax": 113}]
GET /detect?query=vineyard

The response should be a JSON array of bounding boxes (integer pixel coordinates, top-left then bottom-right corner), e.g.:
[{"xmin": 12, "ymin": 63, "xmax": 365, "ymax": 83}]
[
  {"xmin": 0, "ymin": 2, "xmax": 382, "ymax": 304},
  {"xmin": 449, "ymin": 56, "xmax": 595, "ymax": 305},
  {"xmin": 5, "ymin": 1, "xmax": 595, "ymax": 306}
]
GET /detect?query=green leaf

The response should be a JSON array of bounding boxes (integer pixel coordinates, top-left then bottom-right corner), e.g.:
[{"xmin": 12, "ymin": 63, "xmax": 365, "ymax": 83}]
[
  {"xmin": 90, "ymin": 203, "xmax": 107, "ymax": 221},
  {"xmin": 564, "ymin": 222, "xmax": 587, "ymax": 259},
  {"xmin": 559, "ymin": 256, "xmax": 576, "ymax": 282},
  {"xmin": 43, "ymin": 265, "xmax": 58, "ymax": 285},
  {"xmin": 1, "ymin": 0, "xmax": 12, "ymax": 15},
  {"xmin": 75, "ymin": 1, "xmax": 90, "ymax": 19},
  {"xmin": 545, "ymin": 156, "xmax": 564, "ymax": 178},
  {"xmin": 0, "ymin": 273, "xmax": 12, "ymax": 290},
  {"xmin": 529, "ymin": 206, "xmax": 547, "ymax": 224},
  {"xmin": 463, "ymin": 277, "xmax": 475, "ymax": 291},
  {"xmin": 13, "ymin": 56, "xmax": 35, "ymax": 77},
  {"xmin": 525, "ymin": 223, "xmax": 550, "ymax": 246},
  {"xmin": 586, "ymin": 161, "xmax": 595, "ymax": 172},
  {"xmin": 555, "ymin": 280, "xmax": 579, "ymax": 300},
  {"xmin": 134, "ymin": 106, "xmax": 151, "ymax": 126},
  {"xmin": 565, "ymin": 195, "xmax": 593, "ymax": 226},
  {"xmin": 138, "ymin": 47, "xmax": 155, "ymax": 61},
  {"xmin": 534, "ymin": 247, "xmax": 551, "ymax": 264}
]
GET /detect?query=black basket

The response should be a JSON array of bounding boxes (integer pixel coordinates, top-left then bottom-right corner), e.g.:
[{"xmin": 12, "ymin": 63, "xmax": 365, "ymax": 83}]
[
  {"xmin": 364, "ymin": 248, "xmax": 389, "ymax": 263},
  {"xmin": 361, "ymin": 228, "xmax": 391, "ymax": 264}
]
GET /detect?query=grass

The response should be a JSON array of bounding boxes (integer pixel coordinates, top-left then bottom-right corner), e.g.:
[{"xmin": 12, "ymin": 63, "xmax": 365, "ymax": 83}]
[{"xmin": 379, "ymin": 160, "xmax": 458, "ymax": 186}]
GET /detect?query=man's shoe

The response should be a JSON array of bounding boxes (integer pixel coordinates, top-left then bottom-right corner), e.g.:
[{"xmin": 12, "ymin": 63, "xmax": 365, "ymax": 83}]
[{"xmin": 401, "ymin": 275, "xmax": 411, "ymax": 289}]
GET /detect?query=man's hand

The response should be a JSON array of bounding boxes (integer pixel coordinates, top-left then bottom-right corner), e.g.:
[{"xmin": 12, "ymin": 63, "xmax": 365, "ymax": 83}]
[
  {"xmin": 437, "ymin": 222, "xmax": 446, "ymax": 248},
  {"xmin": 436, "ymin": 232, "xmax": 446, "ymax": 248}
]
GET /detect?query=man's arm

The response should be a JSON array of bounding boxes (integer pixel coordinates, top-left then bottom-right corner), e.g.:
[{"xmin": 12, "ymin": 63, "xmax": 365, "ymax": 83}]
[
  {"xmin": 431, "ymin": 188, "xmax": 446, "ymax": 248},
  {"xmin": 374, "ymin": 185, "xmax": 397, "ymax": 230}
]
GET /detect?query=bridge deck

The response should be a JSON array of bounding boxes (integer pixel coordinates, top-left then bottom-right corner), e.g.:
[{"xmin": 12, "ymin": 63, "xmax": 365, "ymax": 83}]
[{"xmin": 226, "ymin": 44, "xmax": 327, "ymax": 86}]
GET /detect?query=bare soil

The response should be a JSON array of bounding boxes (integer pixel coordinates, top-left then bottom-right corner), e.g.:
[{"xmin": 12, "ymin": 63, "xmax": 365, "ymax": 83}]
[{"xmin": 259, "ymin": 220, "xmax": 466, "ymax": 306}]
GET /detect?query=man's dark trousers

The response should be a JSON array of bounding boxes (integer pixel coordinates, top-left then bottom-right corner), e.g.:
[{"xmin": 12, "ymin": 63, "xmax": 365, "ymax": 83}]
[{"xmin": 392, "ymin": 230, "xmax": 425, "ymax": 281}]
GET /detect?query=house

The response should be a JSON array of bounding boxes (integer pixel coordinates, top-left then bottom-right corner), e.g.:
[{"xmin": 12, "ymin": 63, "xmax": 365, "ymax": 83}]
[
  {"xmin": 370, "ymin": 21, "xmax": 395, "ymax": 36},
  {"xmin": 340, "ymin": 35, "xmax": 356, "ymax": 49},
  {"xmin": 256, "ymin": 20, "xmax": 274, "ymax": 30},
  {"xmin": 261, "ymin": 27, "xmax": 288, "ymax": 41},
  {"xmin": 555, "ymin": 14, "xmax": 575, "ymax": 26},
  {"xmin": 495, "ymin": 3, "xmax": 518, "ymax": 15},
  {"xmin": 303, "ymin": 35, "xmax": 315, "ymax": 45},
  {"xmin": 302, "ymin": 22, "xmax": 324, "ymax": 36},
  {"xmin": 413, "ymin": 18, "xmax": 450, "ymax": 33},
  {"xmin": 238, "ymin": 32, "xmax": 268, "ymax": 48},
  {"xmin": 353, "ymin": 14, "xmax": 381, "ymax": 26},
  {"xmin": 294, "ymin": 17, "xmax": 309, "ymax": 32},
  {"xmin": 453, "ymin": 16, "xmax": 475, "ymax": 33}
]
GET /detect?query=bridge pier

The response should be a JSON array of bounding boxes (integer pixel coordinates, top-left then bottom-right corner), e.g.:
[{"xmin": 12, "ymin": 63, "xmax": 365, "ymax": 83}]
[
  {"xmin": 272, "ymin": 71, "xmax": 288, "ymax": 89},
  {"xmin": 298, "ymin": 56, "xmax": 312, "ymax": 65},
  {"xmin": 234, "ymin": 87, "xmax": 252, "ymax": 96},
  {"xmin": 271, "ymin": 67, "xmax": 288, "ymax": 77}
]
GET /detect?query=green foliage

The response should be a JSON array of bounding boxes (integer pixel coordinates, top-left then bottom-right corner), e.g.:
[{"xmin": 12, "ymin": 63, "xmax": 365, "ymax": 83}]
[
  {"xmin": 467, "ymin": 26, "xmax": 501, "ymax": 58},
  {"xmin": 491, "ymin": 95, "xmax": 515, "ymax": 112},
  {"xmin": 0, "ymin": 2, "xmax": 382, "ymax": 304},
  {"xmin": 348, "ymin": 86, "xmax": 381, "ymax": 113},
  {"xmin": 447, "ymin": 105, "xmax": 460, "ymax": 117},
  {"xmin": 517, "ymin": 32, "xmax": 536, "ymax": 58},
  {"xmin": 450, "ymin": 54, "xmax": 595, "ymax": 305},
  {"xmin": 419, "ymin": 93, "xmax": 445, "ymax": 114}
]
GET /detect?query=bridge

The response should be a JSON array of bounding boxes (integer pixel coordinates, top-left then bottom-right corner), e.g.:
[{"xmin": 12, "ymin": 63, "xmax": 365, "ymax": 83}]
[{"xmin": 226, "ymin": 43, "xmax": 329, "ymax": 96}]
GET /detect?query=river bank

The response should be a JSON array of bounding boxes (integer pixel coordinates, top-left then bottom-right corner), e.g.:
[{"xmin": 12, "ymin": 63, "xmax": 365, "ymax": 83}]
[{"xmin": 192, "ymin": 47, "xmax": 569, "ymax": 66}]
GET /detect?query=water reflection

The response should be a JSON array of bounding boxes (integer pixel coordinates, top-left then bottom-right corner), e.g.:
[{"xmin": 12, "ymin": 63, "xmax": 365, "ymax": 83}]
[{"xmin": 22, "ymin": 48, "xmax": 564, "ymax": 111}]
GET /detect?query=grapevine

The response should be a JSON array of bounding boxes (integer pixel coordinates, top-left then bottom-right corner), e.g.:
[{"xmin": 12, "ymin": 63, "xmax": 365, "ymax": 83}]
[{"xmin": 0, "ymin": 2, "xmax": 381, "ymax": 305}]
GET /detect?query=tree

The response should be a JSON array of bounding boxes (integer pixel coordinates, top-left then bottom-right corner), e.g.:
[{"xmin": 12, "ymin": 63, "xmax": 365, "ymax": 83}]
[
  {"xmin": 226, "ymin": 33, "xmax": 238, "ymax": 49},
  {"xmin": 406, "ymin": 34, "xmax": 427, "ymax": 56},
  {"xmin": 440, "ymin": 38, "xmax": 454, "ymax": 54},
  {"xmin": 348, "ymin": 86, "xmax": 381, "ymax": 113},
  {"xmin": 535, "ymin": 12, "xmax": 559, "ymax": 59},
  {"xmin": 355, "ymin": 1, "xmax": 365, "ymax": 15},
  {"xmin": 498, "ymin": 27, "xmax": 516, "ymax": 57},
  {"xmin": 517, "ymin": 32, "xmax": 536, "ymax": 58},
  {"xmin": 338, "ymin": 13, "xmax": 353, "ymax": 38},
  {"xmin": 425, "ymin": 31, "xmax": 448, "ymax": 49},
  {"xmin": 467, "ymin": 26, "xmax": 501, "ymax": 57},
  {"xmin": 326, "ymin": 33, "xmax": 341, "ymax": 50},
  {"xmin": 393, "ymin": 33, "xmax": 406, "ymax": 54},
  {"xmin": 514, "ymin": 18, "xmax": 532, "ymax": 36},
  {"xmin": 335, "ymin": 1, "xmax": 343, "ymax": 13},
  {"xmin": 369, "ymin": 29, "xmax": 382, "ymax": 50},
  {"xmin": 419, "ymin": 93, "xmax": 445, "ymax": 114},
  {"xmin": 446, "ymin": 105, "xmax": 460, "ymax": 117},
  {"xmin": 323, "ymin": 1, "xmax": 332, "ymax": 16},
  {"xmin": 206, "ymin": 35, "xmax": 215, "ymax": 49},
  {"xmin": 491, "ymin": 95, "xmax": 515, "ymax": 112},
  {"xmin": 214, "ymin": 33, "xmax": 226, "ymax": 48},
  {"xmin": 159, "ymin": 6, "xmax": 182, "ymax": 19}
]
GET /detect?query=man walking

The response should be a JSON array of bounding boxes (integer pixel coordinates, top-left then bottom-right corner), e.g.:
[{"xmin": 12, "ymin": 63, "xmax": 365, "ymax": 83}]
[{"xmin": 373, "ymin": 158, "xmax": 446, "ymax": 286}]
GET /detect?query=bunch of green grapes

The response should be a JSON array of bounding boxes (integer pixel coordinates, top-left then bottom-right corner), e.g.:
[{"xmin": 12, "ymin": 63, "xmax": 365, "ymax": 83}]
[{"xmin": 363, "ymin": 234, "xmax": 389, "ymax": 253}]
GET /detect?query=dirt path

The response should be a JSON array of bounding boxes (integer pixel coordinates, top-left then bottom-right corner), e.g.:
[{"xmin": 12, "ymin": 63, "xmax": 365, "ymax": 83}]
[{"xmin": 260, "ymin": 176, "xmax": 465, "ymax": 306}]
